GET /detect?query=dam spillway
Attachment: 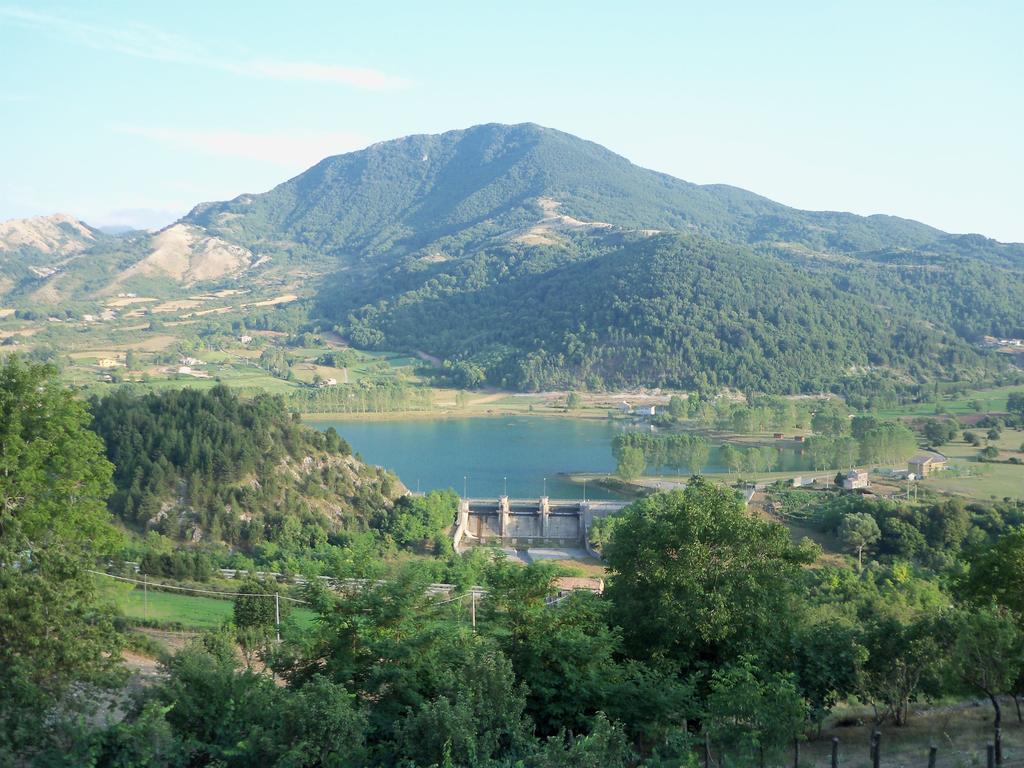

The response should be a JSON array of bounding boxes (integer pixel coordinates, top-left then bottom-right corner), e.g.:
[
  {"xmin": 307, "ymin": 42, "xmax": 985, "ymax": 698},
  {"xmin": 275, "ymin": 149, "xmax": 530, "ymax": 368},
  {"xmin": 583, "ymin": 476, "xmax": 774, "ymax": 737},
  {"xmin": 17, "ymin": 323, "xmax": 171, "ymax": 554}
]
[{"xmin": 453, "ymin": 496, "xmax": 629, "ymax": 551}]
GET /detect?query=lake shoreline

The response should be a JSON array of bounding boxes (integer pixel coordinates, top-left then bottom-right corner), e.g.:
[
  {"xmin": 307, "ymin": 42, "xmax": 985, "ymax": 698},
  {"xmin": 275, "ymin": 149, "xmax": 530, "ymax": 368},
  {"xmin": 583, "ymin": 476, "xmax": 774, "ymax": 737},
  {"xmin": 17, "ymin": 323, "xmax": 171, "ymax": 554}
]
[{"xmin": 301, "ymin": 407, "xmax": 615, "ymax": 423}]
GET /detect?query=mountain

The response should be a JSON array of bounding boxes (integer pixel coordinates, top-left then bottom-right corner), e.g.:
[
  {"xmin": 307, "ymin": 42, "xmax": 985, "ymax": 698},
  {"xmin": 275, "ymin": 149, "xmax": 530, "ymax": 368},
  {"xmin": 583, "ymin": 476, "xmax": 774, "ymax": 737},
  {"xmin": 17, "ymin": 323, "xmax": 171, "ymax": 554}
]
[
  {"xmin": 0, "ymin": 212, "xmax": 100, "ymax": 257},
  {"xmin": 182, "ymin": 123, "xmax": 1024, "ymax": 265},
  {"xmin": 4, "ymin": 123, "xmax": 1023, "ymax": 392},
  {"xmin": 182, "ymin": 122, "xmax": 1021, "ymax": 392}
]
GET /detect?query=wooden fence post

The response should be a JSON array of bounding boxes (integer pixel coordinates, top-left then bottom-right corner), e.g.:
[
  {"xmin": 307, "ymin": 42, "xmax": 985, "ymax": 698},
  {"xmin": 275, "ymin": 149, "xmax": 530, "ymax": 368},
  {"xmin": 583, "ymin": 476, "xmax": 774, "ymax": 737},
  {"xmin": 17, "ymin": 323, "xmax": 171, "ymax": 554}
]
[
  {"xmin": 988, "ymin": 743, "xmax": 996, "ymax": 768},
  {"xmin": 831, "ymin": 736, "xmax": 839, "ymax": 768},
  {"xmin": 793, "ymin": 737, "xmax": 799, "ymax": 768},
  {"xmin": 872, "ymin": 731, "xmax": 881, "ymax": 768},
  {"xmin": 928, "ymin": 744, "xmax": 937, "ymax": 768}
]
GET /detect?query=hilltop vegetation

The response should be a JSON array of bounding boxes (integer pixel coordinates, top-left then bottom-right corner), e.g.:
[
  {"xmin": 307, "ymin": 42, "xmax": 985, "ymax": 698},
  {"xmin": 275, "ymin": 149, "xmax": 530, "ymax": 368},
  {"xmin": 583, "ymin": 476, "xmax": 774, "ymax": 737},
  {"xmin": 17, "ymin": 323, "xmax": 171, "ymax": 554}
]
[
  {"xmin": 333, "ymin": 232, "xmax": 1016, "ymax": 392},
  {"xmin": 89, "ymin": 386, "xmax": 404, "ymax": 550}
]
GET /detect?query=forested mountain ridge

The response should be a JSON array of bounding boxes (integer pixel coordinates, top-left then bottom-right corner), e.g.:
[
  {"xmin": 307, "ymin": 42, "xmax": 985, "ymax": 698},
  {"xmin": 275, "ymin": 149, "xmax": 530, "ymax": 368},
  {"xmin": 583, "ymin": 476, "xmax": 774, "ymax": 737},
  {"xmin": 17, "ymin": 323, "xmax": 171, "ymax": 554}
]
[
  {"xmin": 343, "ymin": 233, "xmax": 1012, "ymax": 392},
  {"xmin": 181, "ymin": 122, "xmax": 1024, "ymax": 265},
  {"xmin": 4, "ymin": 123, "xmax": 1023, "ymax": 391},
  {"xmin": 88, "ymin": 386, "xmax": 405, "ymax": 549},
  {"xmin": 172, "ymin": 122, "xmax": 1024, "ymax": 392}
]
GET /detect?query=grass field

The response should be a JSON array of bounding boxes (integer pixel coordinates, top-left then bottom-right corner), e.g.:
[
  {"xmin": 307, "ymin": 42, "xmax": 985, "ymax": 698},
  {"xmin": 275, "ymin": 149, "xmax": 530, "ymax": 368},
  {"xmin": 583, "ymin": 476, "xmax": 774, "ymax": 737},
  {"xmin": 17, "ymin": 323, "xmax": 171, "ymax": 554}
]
[
  {"xmin": 103, "ymin": 582, "xmax": 318, "ymax": 631},
  {"xmin": 878, "ymin": 384, "xmax": 1024, "ymax": 418},
  {"xmin": 924, "ymin": 431, "xmax": 1024, "ymax": 500}
]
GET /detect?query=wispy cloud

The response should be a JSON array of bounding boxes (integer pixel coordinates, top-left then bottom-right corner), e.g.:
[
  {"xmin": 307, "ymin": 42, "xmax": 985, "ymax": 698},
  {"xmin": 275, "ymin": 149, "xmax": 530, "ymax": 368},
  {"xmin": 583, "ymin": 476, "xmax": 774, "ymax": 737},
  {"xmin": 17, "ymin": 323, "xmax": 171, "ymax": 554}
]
[
  {"xmin": 112, "ymin": 124, "xmax": 372, "ymax": 167},
  {"xmin": 1, "ymin": 6, "xmax": 410, "ymax": 90}
]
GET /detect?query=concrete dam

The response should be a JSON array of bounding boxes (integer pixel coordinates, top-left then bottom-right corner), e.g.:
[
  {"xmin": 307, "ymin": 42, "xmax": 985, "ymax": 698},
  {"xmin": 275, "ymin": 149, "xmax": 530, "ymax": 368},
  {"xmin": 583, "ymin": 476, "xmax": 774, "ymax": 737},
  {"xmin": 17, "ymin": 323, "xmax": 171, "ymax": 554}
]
[{"xmin": 453, "ymin": 496, "xmax": 629, "ymax": 552}]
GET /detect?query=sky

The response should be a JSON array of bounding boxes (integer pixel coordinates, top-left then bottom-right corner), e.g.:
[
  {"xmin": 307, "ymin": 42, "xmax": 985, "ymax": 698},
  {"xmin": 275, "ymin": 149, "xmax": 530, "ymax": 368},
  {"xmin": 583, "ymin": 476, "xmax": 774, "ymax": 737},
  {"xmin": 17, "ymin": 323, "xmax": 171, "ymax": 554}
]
[{"xmin": 1, "ymin": 1, "xmax": 1021, "ymax": 240}]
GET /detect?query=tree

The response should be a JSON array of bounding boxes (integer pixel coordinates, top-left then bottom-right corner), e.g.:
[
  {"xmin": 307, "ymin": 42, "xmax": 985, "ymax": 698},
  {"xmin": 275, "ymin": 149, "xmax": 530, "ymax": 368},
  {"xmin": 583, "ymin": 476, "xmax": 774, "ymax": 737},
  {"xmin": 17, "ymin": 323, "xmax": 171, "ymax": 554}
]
[
  {"xmin": 566, "ymin": 391, "xmax": 582, "ymax": 410},
  {"xmin": 833, "ymin": 436, "xmax": 859, "ymax": 468},
  {"xmin": 851, "ymin": 414, "xmax": 880, "ymax": 440},
  {"xmin": 719, "ymin": 443, "xmax": 743, "ymax": 473},
  {"xmin": 960, "ymin": 529, "xmax": 1024, "ymax": 616},
  {"xmin": 688, "ymin": 438, "xmax": 710, "ymax": 475},
  {"xmin": 859, "ymin": 609, "xmax": 949, "ymax": 726},
  {"xmin": 806, "ymin": 436, "xmax": 835, "ymax": 471},
  {"xmin": 0, "ymin": 357, "xmax": 124, "ymax": 757},
  {"xmin": 233, "ymin": 577, "xmax": 291, "ymax": 646},
  {"xmin": 667, "ymin": 394, "xmax": 686, "ymax": 420},
  {"xmin": 381, "ymin": 489, "xmax": 458, "ymax": 551},
  {"xmin": 811, "ymin": 407, "xmax": 848, "ymax": 437},
  {"xmin": 859, "ymin": 422, "xmax": 917, "ymax": 465},
  {"xmin": 923, "ymin": 418, "xmax": 957, "ymax": 447},
  {"xmin": 616, "ymin": 446, "xmax": 645, "ymax": 481},
  {"xmin": 731, "ymin": 407, "xmax": 755, "ymax": 434},
  {"xmin": 604, "ymin": 479, "xmax": 816, "ymax": 667},
  {"xmin": 789, "ymin": 621, "xmax": 866, "ymax": 730},
  {"xmin": 947, "ymin": 605, "xmax": 1024, "ymax": 762},
  {"xmin": 703, "ymin": 656, "xmax": 807, "ymax": 768},
  {"xmin": 1007, "ymin": 392, "xmax": 1024, "ymax": 418},
  {"xmin": 449, "ymin": 360, "xmax": 486, "ymax": 389},
  {"xmin": 838, "ymin": 512, "xmax": 880, "ymax": 569}
]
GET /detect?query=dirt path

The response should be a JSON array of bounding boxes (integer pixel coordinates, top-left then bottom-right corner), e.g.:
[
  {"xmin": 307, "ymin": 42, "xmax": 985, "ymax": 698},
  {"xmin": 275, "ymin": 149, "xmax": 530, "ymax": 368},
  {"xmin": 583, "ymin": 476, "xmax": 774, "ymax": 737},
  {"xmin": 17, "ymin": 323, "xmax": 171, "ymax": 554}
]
[{"xmin": 414, "ymin": 350, "xmax": 443, "ymax": 368}]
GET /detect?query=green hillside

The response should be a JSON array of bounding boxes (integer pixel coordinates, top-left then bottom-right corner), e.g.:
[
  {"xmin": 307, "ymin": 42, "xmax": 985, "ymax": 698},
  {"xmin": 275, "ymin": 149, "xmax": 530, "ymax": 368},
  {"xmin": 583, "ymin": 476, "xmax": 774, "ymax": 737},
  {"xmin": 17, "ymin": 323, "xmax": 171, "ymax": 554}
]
[
  {"xmin": 88, "ymin": 386, "xmax": 404, "ymax": 547},
  {"xmin": 6, "ymin": 123, "xmax": 1023, "ymax": 392},
  {"xmin": 173, "ymin": 123, "xmax": 1024, "ymax": 392},
  {"xmin": 335, "ymin": 233, "xmax": 1018, "ymax": 392},
  {"xmin": 185, "ymin": 122, "xmax": 964, "ymax": 261}
]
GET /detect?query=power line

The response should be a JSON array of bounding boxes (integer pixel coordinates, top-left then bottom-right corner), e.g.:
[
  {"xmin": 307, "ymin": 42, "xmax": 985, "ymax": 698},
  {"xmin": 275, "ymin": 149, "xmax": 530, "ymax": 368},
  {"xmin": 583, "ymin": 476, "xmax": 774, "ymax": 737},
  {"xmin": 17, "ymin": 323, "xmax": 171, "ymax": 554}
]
[{"xmin": 86, "ymin": 569, "xmax": 309, "ymax": 604}]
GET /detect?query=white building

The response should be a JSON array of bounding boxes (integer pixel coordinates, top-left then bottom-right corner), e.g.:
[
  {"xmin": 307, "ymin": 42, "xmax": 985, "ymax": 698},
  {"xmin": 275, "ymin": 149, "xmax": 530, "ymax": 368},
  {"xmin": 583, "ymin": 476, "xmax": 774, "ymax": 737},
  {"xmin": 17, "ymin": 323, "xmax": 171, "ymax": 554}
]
[{"xmin": 842, "ymin": 469, "xmax": 870, "ymax": 490}]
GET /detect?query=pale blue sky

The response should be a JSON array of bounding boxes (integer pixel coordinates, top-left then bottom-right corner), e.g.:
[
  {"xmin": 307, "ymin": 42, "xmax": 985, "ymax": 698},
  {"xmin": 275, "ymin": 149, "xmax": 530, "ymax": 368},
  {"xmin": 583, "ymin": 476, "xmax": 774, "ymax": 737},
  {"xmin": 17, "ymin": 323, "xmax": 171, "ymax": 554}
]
[{"xmin": 1, "ymin": 1, "xmax": 1021, "ymax": 240}]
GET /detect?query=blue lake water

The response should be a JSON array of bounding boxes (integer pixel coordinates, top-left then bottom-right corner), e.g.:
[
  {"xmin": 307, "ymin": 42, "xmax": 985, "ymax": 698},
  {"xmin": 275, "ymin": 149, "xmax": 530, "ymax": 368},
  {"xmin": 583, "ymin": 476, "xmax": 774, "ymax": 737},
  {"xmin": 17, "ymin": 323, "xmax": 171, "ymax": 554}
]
[
  {"xmin": 308, "ymin": 416, "xmax": 813, "ymax": 500},
  {"xmin": 308, "ymin": 416, "xmax": 626, "ymax": 499}
]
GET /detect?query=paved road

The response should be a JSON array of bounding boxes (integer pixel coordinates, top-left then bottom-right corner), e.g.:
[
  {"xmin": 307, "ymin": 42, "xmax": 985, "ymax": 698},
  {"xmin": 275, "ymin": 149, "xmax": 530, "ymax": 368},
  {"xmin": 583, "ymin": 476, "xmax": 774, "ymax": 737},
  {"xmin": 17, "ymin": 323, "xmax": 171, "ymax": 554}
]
[{"xmin": 501, "ymin": 546, "xmax": 592, "ymax": 563}]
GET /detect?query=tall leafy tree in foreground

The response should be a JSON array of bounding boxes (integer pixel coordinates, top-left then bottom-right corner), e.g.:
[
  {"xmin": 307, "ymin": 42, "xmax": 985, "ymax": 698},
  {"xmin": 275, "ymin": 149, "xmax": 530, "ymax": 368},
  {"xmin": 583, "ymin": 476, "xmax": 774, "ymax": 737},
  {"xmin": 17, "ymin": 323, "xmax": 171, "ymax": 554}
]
[
  {"xmin": 603, "ymin": 478, "xmax": 817, "ymax": 670},
  {"xmin": 702, "ymin": 656, "xmax": 807, "ymax": 768},
  {"xmin": 947, "ymin": 604, "xmax": 1024, "ymax": 763},
  {"xmin": 0, "ymin": 357, "xmax": 123, "ymax": 758}
]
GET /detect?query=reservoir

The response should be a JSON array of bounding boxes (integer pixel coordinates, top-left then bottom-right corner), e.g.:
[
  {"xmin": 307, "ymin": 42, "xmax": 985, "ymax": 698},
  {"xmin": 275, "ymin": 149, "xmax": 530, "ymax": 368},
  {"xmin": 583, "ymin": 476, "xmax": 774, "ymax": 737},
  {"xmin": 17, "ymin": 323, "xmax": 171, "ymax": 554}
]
[
  {"xmin": 309, "ymin": 416, "xmax": 814, "ymax": 499},
  {"xmin": 308, "ymin": 416, "xmax": 624, "ymax": 499}
]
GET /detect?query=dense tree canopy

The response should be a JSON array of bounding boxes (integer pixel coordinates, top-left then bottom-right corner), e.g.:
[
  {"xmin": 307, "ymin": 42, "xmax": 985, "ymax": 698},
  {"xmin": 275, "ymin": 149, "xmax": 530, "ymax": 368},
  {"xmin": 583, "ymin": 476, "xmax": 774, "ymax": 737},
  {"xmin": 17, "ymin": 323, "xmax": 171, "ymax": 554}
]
[
  {"xmin": 89, "ymin": 386, "xmax": 402, "ymax": 553},
  {"xmin": 0, "ymin": 358, "xmax": 124, "ymax": 756},
  {"xmin": 603, "ymin": 478, "xmax": 817, "ymax": 667}
]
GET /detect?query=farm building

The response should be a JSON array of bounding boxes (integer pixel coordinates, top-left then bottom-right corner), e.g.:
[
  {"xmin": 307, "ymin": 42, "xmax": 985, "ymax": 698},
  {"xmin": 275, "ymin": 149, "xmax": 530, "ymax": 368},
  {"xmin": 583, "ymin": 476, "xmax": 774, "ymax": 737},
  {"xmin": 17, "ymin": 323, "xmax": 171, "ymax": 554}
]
[
  {"xmin": 908, "ymin": 451, "xmax": 948, "ymax": 477},
  {"xmin": 841, "ymin": 469, "xmax": 869, "ymax": 490}
]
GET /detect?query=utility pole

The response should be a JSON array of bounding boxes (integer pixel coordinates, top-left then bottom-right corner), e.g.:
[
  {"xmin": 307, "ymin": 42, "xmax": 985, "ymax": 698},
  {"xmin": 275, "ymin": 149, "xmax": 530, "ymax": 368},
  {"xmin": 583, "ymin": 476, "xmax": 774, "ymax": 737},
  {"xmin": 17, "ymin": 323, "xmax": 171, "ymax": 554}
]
[
  {"xmin": 503, "ymin": 475, "xmax": 507, "ymax": 497},
  {"xmin": 543, "ymin": 477, "xmax": 547, "ymax": 497},
  {"xmin": 275, "ymin": 593, "xmax": 281, "ymax": 643},
  {"xmin": 582, "ymin": 478, "xmax": 587, "ymax": 503},
  {"xmin": 143, "ymin": 572, "xmax": 148, "ymax": 621},
  {"xmin": 470, "ymin": 590, "xmax": 477, "ymax": 631},
  {"xmin": 463, "ymin": 475, "xmax": 467, "ymax": 500}
]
